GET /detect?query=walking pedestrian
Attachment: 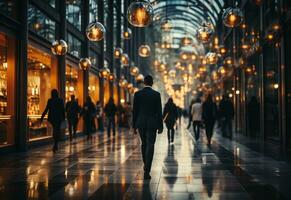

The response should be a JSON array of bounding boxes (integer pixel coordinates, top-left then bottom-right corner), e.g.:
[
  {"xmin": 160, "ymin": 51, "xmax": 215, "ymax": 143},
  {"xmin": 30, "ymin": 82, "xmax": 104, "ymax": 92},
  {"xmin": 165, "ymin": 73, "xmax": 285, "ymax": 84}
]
[
  {"xmin": 104, "ymin": 97, "xmax": 117, "ymax": 137},
  {"xmin": 96, "ymin": 101, "xmax": 104, "ymax": 131},
  {"xmin": 81, "ymin": 96, "xmax": 96, "ymax": 140},
  {"xmin": 163, "ymin": 98, "xmax": 178, "ymax": 144},
  {"xmin": 41, "ymin": 89, "xmax": 65, "ymax": 152},
  {"xmin": 187, "ymin": 99, "xmax": 195, "ymax": 129},
  {"xmin": 202, "ymin": 94, "xmax": 217, "ymax": 145},
  {"xmin": 191, "ymin": 98, "xmax": 202, "ymax": 141},
  {"xmin": 133, "ymin": 75, "xmax": 163, "ymax": 179},
  {"xmin": 65, "ymin": 95, "xmax": 80, "ymax": 141},
  {"xmin": 219, "ymin": 95, "xmax": 234, "ymax": 139}
]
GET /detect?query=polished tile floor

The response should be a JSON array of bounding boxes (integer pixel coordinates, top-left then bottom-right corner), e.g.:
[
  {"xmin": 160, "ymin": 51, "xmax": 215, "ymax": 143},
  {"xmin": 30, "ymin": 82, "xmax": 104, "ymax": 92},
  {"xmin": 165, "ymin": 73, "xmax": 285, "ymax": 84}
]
[{"xmin": 0, "ymin": 121, "xmax": 291, "ymax": 200}]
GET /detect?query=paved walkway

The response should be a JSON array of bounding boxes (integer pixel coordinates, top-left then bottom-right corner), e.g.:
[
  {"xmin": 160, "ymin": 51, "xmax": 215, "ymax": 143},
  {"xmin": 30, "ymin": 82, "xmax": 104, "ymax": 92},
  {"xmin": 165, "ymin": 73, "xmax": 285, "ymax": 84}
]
[{"xmin": 0, "ymin": 121, "xmax": 290, "ymax": 199}]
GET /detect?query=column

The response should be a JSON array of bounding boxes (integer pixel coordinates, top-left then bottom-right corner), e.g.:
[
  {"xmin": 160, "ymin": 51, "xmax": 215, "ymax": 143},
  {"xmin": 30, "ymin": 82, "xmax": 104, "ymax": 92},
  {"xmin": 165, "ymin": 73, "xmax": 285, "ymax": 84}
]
[
  {"xmin": 98, "ymin": 0, "xmax": 104, "ymax": 105},
  {"xmin": 108, "ymin": 0, "xmax": 114, "ymax": 97}
]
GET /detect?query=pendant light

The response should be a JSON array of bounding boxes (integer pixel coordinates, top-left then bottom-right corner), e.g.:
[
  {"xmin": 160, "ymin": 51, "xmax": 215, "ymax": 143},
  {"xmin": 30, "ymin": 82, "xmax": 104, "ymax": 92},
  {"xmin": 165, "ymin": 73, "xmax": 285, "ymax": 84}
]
[
  {"xmin": 51, "ymin": 39, "xmax": 68, "ymax": 55},
  {"xmin": 127, "ymin": 0, "xmax": 154, "ymax": 27}
]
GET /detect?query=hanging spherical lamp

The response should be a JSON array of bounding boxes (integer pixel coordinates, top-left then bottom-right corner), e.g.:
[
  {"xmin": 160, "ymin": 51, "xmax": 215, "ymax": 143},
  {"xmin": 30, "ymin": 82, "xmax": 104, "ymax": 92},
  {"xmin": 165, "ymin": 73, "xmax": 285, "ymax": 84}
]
[
  {"xmin": 99, "ymin": 67, "xmax": 110, "ymax": 79},
  {"xmin": 86, "ymin": 20, "xmax": 106, "ymax": 41},
  {"xmin": 127, "ymin": 0, "xmax": 154, "ymax": 27},
  {"xmin": 138, "ymin": 45, "xmax": 151, "ymax": 57},
  {"xmin": 190, "ymin": 53, "xmax": 197, "ymax": 61},
  {"xmin": 180, "ymin": 51, "xmax": 189, "ymax": 61},
  {"xmin": 168, "ymin": 69, "xmax": 176, "ymax": 78},
  {"xmin": 114, "ymin": 47, "xmax": 123, "ymax": 59},
  {"xmin": 158, "ymin": 63, "xmax": 167, "ymax": 72},
  {"xmin": 224, "ymin": 57, "xmax": 234, "ymax": 66},
  {"xmin": 222, "ymin": 7, "xmax": 244, "ymax": 28},
  {"xmin": 51, "ymin": 39, "xmax": 68, "ymax": 55},
  {"xmin": 135, "ymin": 74, "xmax": 144, "ymax": 82},
  {"xmin": 196, "ymin": 22, "xmax": 214, "ymax": 43},
  {"xmin": 121, "ymin": 79, "xmax": 128, "ymax": 88},
  {"xmin": 219, "ymin": 46, "xmax": 227, "ymax": 56},
  {"xmin": 123, "ymin": 28, "xmax": 132, "ymax": 39},
  {"xmin": 127, "ymin": 83, "xmax": 133, "ymax": 90},
  {"xmin": 218, "ymin": 66, "xmax": 227, "ymax": 76},
  {"xmin": 205, "ymin": 52, "xmax": 218, "ymax": 65},
  {"xmin": 160, "ymin": 17, "xmax": 173, "ymax": 32},
  {"xmin": 130, "ymin": 66, "xmax": 139, "ymax": 76},
  {"xmin": 108, "ymin": 73, "xmax": 115, "ymax": 81},
  {"xmin": 121, "ymin": 53, "xmax": 129, "ymax": 66},
  {"xmin": 181, "ymin": 37, "xmax": 193, "ymax": 46},
  {"xmin": 79, "ymin": 58, "xmax": 91, "ymax": 70}
]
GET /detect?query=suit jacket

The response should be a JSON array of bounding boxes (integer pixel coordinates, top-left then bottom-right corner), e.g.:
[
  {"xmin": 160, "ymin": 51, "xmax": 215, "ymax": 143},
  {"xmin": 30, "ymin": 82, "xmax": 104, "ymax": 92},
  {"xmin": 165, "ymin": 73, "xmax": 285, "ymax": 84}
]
[
  {"xmin": 41, "ymin": 98, "xmax": 65, "ymax": 125},
  {"xmin": 133, "ymin": 87, "xmax": 163, "ymax": 130}
]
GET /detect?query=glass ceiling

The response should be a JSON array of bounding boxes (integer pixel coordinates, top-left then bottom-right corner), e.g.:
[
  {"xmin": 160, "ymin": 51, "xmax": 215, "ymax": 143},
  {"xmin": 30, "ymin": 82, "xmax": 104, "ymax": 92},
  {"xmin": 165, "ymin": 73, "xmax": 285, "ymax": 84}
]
[{"xmin": 150, "ymin": 0, "xmax": 224, "ymax": 43}]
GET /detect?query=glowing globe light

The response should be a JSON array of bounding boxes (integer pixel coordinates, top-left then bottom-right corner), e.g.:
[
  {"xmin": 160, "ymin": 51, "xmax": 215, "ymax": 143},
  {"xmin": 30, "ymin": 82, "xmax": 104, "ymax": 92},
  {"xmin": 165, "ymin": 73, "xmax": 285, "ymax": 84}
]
[
  {"xmin": 190, "ymin": 53, "xmax": 197, "ymax": 61},
  {"xmin": 120, "ymin": 79, "xmax": 128, "ymax": 88},
  {"xmin": 109, "ymin": 73, "xmax": 115, "ymax": 81},
  {"xmin": 121, "ymin": 53, "xmax": 129, "ymax": 66},
  {"xmin": 127, "ymin": 1, "xmax": 154, "ymax": 27},
  {"xmin": 123, "ymin": 28, "xmax": 132, "ymax": 39},
  {"xmin": 180, "ymin": 52, "xmax": 189, "ymax": 60},
  {"xmin": 218, "ymin": 66, "xmax": 227, "ymax": 76},
  {"xmin": 79, "ymin": 58, "xmax": 91, "ymax": 70},
  {"xmin": 86, "ymin": 20, "xmax": 106, "ymax": 41},
  {"xmin": 114, "ymin": 47, "xmax": 123, "ymax": 59},
  {"xmin": 160, "ymin": 17, "xmax": 173, "ymax": 31},
  {"xmin": 127, "ymin": 83, "xmax": 133, "ymax": 90},
  {"xmin": 99, "ymin": 67, "xmax": 110, "ymax": 79},
  {"xmin": 168, "ymin": 69, "xmax": 176, "ymax": 78},
  {"xmin": 222, "ymin": 7, "xmax": 244, "ymax": 28},
  {"xmin": 158, "ymin": 63, "xmax": 167, "ymax": 72},
  {"xmin": 219, "ymin": 46, "xmax": 227, "ymax": 56},
  {"xmin": 135, "ymin": 74, "xmax": 144, "ymax": 82},
  {"xmin": 51, "ymin": 40, "xmax": 68, "ymax": 55},
  {"xmin": 130, "ymin": 66, "xmax": 139, "ymax": 76},
  {"xmin": 181, "ymin": 37, "xmax": 192, "ymax": 46},
  {"xmin": 205, "ymin": 52, "xmax": 218, "ymax": 65},
  {"xmin": 138, "ymin": 45, "xmax": 151, "ymax": 57},
  {"xmin": 224, "ymin": 57, "xmax": 234, "ymax": 66},
  {"xmin": 196, "ymin": 22, "xmax": 214, "ymax": 43}
]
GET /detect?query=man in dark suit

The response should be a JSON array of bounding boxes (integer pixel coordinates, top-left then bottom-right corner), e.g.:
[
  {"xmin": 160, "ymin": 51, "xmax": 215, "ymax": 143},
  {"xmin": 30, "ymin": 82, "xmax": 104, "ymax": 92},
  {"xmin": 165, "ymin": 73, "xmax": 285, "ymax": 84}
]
[{"xmin": 133, "ymin": 75, "xmax": 163, "ymax": 180}]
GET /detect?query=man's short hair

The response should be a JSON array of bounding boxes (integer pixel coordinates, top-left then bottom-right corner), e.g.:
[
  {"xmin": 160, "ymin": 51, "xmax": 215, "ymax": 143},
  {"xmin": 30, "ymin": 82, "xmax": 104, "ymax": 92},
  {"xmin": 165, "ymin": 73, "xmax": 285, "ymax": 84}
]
[{"xmin": 144, "ymin": 75, "xmax": 153, "ymax": 86}]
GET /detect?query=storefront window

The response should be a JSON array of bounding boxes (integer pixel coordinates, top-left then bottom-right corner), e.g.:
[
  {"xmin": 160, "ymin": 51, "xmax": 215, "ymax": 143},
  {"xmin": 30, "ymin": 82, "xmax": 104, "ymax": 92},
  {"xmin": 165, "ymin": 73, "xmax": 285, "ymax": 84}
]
[
  {"xmin": 66, "ymin": 0, "xmax": 81, "ymax": 30},
  {"xmin": 89, "ymin": 50, "xmax": 98, "ymax": 67},
  {"xmin": 89, "ymin": 73, "xmax": 99, "ymax": 104},
  {"xmin": 67, "ymin": 33, "xmax": 81, "ymax": 58},
  {"xmin": 264, "ymin": 44, "xmax": 280, "ymax": 141},
  {"xmin": 89, "ymin": 0, "xmax": 98, "ymax": 23},
  {"xmin": 0, "ymin": 0, "xmax": 17, "ymax": 18},
  {"xmin": 28, "ymin": 4, "xmax": 56, "ymax": 43},
  {"xmin": 27, "ymin": 44, "xmax": 58, "ymax": 141},
  {"xmin": 0, "ymin": 33, "xmax": 15, "ymax": 146}
]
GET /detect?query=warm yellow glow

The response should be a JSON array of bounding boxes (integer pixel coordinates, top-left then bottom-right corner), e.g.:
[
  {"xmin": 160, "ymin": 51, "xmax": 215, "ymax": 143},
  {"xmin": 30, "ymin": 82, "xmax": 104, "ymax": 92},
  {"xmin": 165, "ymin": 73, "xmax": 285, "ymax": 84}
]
[
  {"xmin": 229, "ymin": 14, "xmax": 237, "ymax": 24},
  {"xmin": 273, "ymin": 83, "xmax": 279, "ymax": 89},
  {"xmin": 235, "ymin": 90, "xmax": 240, "ymax": 95},
  {"xmin": 229, "ymin": 93, "xmax": 233, "ymax": 98},
  {"xmin": 267, "ymin": 34, "xmax": 274, "ymax": 40}
]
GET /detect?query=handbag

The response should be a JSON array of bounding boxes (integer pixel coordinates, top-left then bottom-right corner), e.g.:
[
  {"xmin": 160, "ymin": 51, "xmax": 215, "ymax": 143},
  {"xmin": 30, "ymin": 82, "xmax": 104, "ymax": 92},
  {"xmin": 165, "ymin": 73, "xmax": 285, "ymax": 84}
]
[{"xmin": 163, "ymin": 112, "xmax": 169, "ymax": 122}]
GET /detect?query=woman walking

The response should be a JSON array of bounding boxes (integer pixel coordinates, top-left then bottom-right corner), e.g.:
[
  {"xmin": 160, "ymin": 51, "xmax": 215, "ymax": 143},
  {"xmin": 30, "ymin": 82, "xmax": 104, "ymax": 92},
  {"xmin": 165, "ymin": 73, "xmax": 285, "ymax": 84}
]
[
  {"xmin": 41, "ymin": 89, "xmax": 65, "ymax": 152},
  {"xmin": 163, "ymin": 98, "xmax": 178, "ymax": 144},
  {"xmin": 202, "ymin": 94, "xmax": 217, "ymax": 145},
  {"xmin": 191, "ymin": 98, "xmax": 202, "ymax": 141},
  {"xmin": 81, "ymin": 96, "xmax": 96, "ymax": 140}
]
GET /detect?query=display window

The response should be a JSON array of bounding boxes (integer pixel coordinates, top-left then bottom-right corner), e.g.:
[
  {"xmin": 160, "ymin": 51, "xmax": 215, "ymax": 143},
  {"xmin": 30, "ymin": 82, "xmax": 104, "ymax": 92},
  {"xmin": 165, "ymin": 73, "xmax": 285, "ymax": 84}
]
[
  {"xmin": 66, "ymin": 63, "xmax": 83, "ymax": 132},
  {"xmin": 0, "ymin": 33, "xmax": 16, "ymax": 147},
  {"xmin": 27, "ymin": 44, "xmax": 58, "ymax": 141},
  {"xmin": 89, "ymin": 73, "xmax": 99, "ymax": 104}
]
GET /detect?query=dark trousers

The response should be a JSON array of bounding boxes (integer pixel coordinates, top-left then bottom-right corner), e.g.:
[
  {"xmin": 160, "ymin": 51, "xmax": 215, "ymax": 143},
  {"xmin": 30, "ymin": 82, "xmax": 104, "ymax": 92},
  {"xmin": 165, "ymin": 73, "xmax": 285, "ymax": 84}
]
[
  {"xmin": 193, "ymin": 121, "xmax": 201, "ymax": 141},
  {"xmin": 205, "ymin": 121, "xmax": 215, "ymax": 143},
  {"xmin": 68, "ymin": 119, "xmax": 77, "ymax": 141},
  {"xmin": 167, "ymin": 128, "xmax": 174, "ymax": 143},
  {"xmin": 85, "ymin": 119, "xmax": 92, "ymax": 138},
  {"xmin": 52, "ymin": 123, "xmax": 61, "ymax": 152},
  {"xmin": 107, "ymin": 117, "xmax": 115, "ymax": 136},
  {"xmin": 97, "ymin": 117, "xmax": 104, "ymax": 131},
  {"xmin": 138, "ymin": 128, "xmax": 157, "ymax": 174},
  {"xmin": 187, "ymin": 116, "xmax": 192, "ymax": 129},
  {"xmin": 222, "ymin": 118, "xmax": 232, "ymax": 139}
]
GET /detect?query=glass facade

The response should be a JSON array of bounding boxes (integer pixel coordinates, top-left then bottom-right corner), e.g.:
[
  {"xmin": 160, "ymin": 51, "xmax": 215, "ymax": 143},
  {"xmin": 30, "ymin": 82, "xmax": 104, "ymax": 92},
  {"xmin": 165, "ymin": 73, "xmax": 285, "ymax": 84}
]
[
  {"xmin": 66, "ymin": 0, "xmax": 81, "ymax": 30},
  {"xmin": 67, "ymin": 33, "xmax": 81, "ymax": 58},
  {"xmin": 0, "ymin": 0, "xmax": 17, "ymax": 18},
  {"xmin": 27, "ymin": 44, "xmax": 58, "ymax": 141},
  {"xmin": 89, "ymin": 0, "xmax": 98, "ymax": 23},
  {"xmin": 28, "ymin": 4, "xmax": 56, "ymax": 43},
  {"xmin": 0, "ymin": 33, "xmax": 15, "ymax": 146},
  {"xmin": 89, "ymin": 73, "xmax": 99, "ymax": 104}
]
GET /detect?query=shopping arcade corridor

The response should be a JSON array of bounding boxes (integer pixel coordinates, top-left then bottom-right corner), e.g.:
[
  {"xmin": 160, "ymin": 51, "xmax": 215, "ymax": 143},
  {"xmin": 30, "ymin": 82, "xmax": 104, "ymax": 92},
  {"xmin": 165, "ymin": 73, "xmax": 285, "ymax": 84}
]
[{"xmin": 0, "ymin": 121, "xmax": 290, "ymax": 199}]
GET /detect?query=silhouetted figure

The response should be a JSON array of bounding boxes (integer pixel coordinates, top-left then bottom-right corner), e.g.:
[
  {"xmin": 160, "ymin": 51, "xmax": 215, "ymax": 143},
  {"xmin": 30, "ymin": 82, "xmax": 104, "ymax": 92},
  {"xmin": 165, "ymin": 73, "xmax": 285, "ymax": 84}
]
[
  {"xmin": 65, "ymin": 95, "xmax": 80, "ymax": 141},
  {"xmin": 202, "ymin": 95, "xmax": 217, "ymax": 145},
  {"xmin": 219, "ymin": 95, "xmax": 234, "ymax": 139},
  {"xmin": 248, "ymin": 96, "xmax": 260, "ymax": 137},
  {"xmin": 81, "ymin": 96, "xmax": 96, "ymax": 140},
  {"xmin": 187, "ymin": 99, "xmax": 195, "ymax": 129},
  {"xmin": 163, "ymin": 98, "xmax": 178, "ymax": 144},
  {"xmin": 41, "ymin": 89, "xmax": 65, "ymax": 152},
  {"xmin": 133, "ymin": 75, "xmax": 163, "ymax": 180},
  {"xmin": 191, "ymin": 98, "xmax": 202, "ymax": 141},
  {"xmin": 96, "ymin": 101, "xmax": 104, "ymax": 131},
  {"xmin": 104, "ymin": 97, "xmax": 117, "ymax": 137}
]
